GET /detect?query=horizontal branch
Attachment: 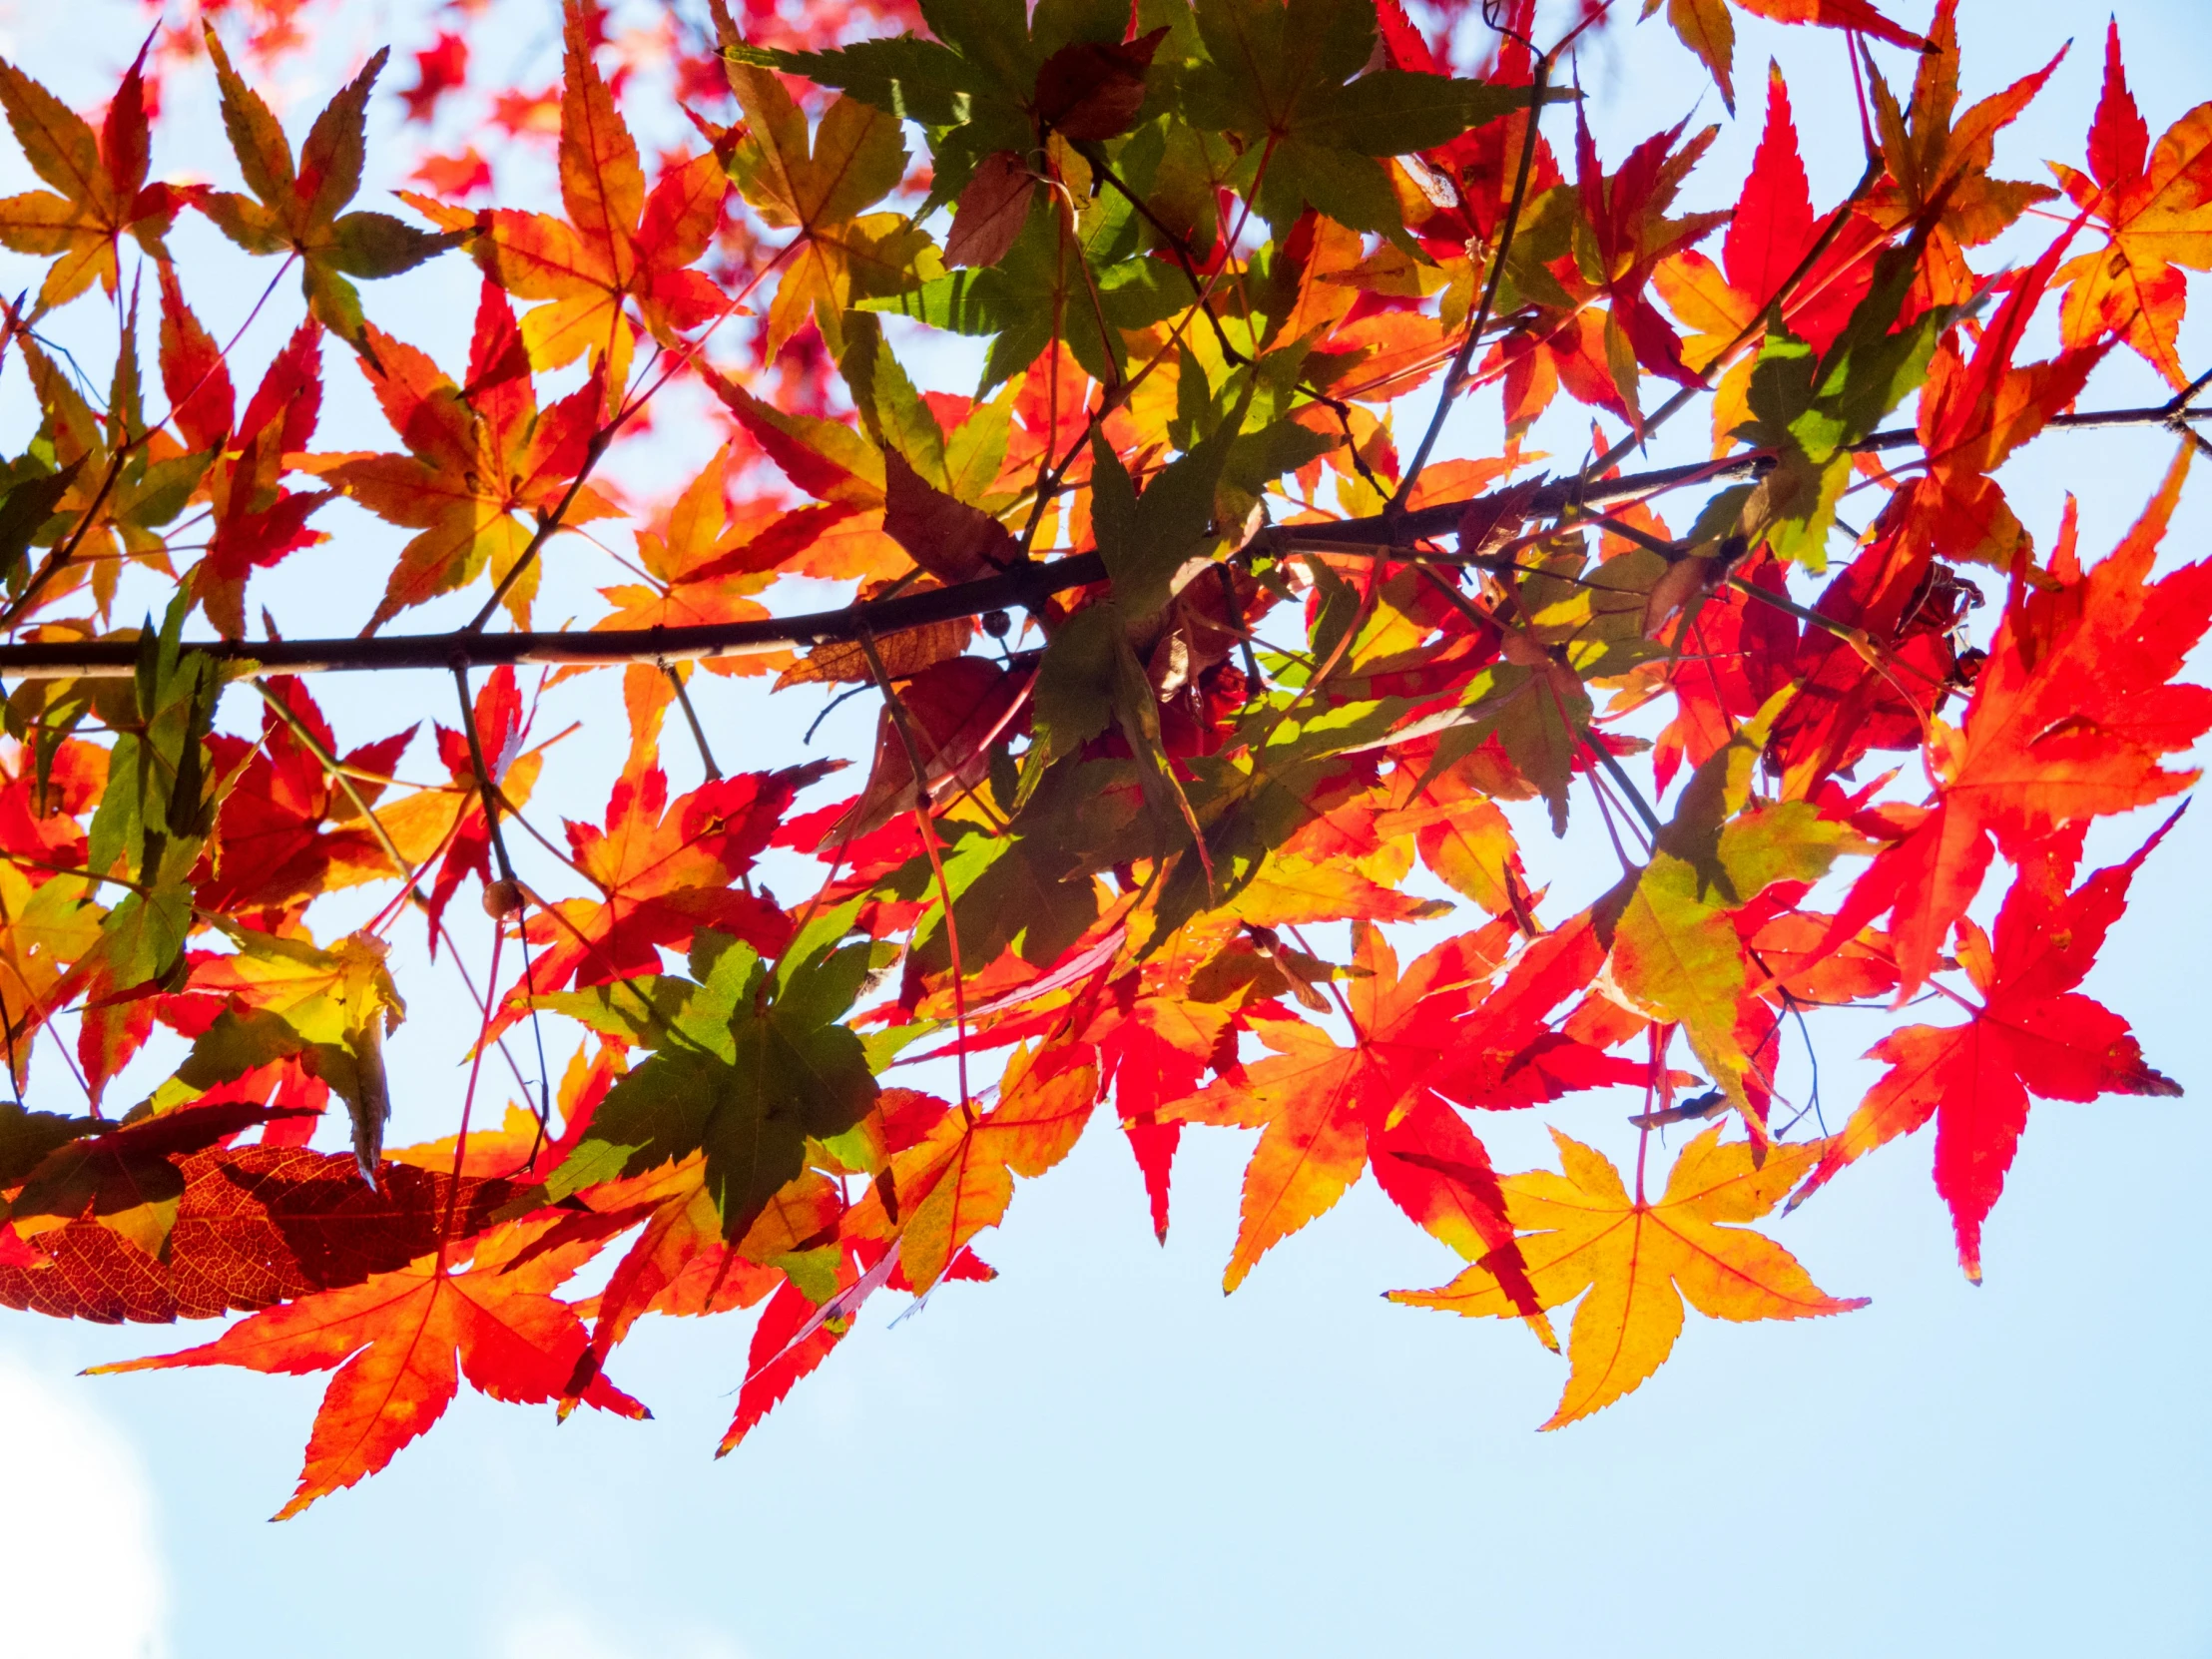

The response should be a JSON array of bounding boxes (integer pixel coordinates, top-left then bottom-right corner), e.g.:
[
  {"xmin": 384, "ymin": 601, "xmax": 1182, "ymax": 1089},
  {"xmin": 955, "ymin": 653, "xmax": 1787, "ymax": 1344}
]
[
  {"xmin": 0, "ymin": 403, "xmax": 2197, "ymax": 682},
  {"xmin": 1855, "ymin": 402, "xmax": 2212, "ymax": 452},
  {"xmin": 0, "ymin": 556, "xmax": 1105, "ymax": 681}
]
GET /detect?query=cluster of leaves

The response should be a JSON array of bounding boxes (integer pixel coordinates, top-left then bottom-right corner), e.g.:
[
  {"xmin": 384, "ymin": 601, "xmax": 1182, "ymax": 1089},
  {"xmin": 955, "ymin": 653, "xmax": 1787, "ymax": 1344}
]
[{"xmin": 0, "ymin": 0, "xmax": 2205, "ymax": 1517}]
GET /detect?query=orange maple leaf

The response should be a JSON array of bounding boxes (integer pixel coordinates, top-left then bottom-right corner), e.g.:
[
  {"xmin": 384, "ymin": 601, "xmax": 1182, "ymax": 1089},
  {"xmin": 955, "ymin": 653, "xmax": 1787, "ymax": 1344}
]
[
  {"xmin": 723, "ymin": 51, "xmax": 919, "ymax": 358},
  {"xmin": 1392, "ymin": 1126, "xmax": 1865, "ymax": 1427},
  {"xmin": 2049, "ymin": 21, "xmax": 2212, "ymax": 389},
  {"xmin": 850, "ymin": 1039, "xmax": 1098, "ymax": 1294},
  {"xmin": 321, "ymin": 278, "xmax": 615, "ymax": 629},
  {"xmin": 512, "ymin": 763, "xmax": 826, "ymax": 1013},
  {"xmin": 595, "ymin": 444, "xmax": 845, "ymax": 666},
  {"xmin": 410, "ymin": 2, "xmax": 727, "ymax": 384},
  {"xmin": 94, "ymin": 1221, "xmax": 647, "ymax": 1517},
  {"xmin": 1165, "ymin": 922, "xmax": 1527, "ymax": 1294},
  {"xmin": 1860, "ymin": 0, "xmax": 2059, "ymax": 305}
]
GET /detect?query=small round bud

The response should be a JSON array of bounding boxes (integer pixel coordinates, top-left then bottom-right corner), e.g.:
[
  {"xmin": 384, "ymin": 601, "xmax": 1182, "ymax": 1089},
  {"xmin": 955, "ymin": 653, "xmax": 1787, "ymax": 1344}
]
[
  {"xmin": 981, "ymin": 609, "xmax": 1011, "ymax": 639},
  {"xmin": 482, "ymin": 878, "xmax": 524, "ymax": 918}
]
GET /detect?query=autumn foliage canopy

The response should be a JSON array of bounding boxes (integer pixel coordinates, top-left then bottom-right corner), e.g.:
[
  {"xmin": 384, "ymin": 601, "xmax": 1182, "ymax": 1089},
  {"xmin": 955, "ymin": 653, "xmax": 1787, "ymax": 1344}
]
[{"xmin": 0, "ymin": 0, "xmax": 2205, "ymax": 1516}]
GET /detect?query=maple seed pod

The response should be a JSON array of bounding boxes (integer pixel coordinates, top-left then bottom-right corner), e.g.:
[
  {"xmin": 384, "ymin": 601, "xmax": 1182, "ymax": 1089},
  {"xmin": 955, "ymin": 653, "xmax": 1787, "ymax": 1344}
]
[{"xmin": 482, "ymin": 878, "xmax": 524, "ymax": 918}]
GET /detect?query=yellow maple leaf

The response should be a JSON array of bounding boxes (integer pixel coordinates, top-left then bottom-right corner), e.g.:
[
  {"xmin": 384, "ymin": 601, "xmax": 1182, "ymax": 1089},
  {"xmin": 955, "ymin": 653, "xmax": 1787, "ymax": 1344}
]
[{"xmin": 1392, "ymin": 1125, "xmax": 1864, "ymax": 1427}]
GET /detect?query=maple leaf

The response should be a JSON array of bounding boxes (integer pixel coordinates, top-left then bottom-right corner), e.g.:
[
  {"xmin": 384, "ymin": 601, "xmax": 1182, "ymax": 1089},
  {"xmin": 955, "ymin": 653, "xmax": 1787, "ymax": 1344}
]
[
  {"xmin": 596, "ymin": 446, "xmax": 841, "ymax": 667},
  {"xmin": 1651, "ymin": 64, "xmax": 1882, "ymax": 450},
  {"xmin": 540, "ymin": 927, "xmax": 879, "ymax": 1244},
  {"xmin": 1180, "ymin": 0, "xmax": 1550, "ymax": 238},
  {"xmin": 1392, "ymin": 1126, "xmax": 1865, "ymax": 1426},
  {"xmin": 724, "ymin": 57, "xmax": 919, "ymax": 359},
  {"xmin": 321, "ymin": 278, "xmax": 615, "ymax": 629},
  {"xmin": 400, "ymin": 32, "xmax": 469, "ymax": 126},
  {"xmin": 415, "ymin": 2, "xmax": 728, "ymax": 382},
  {"xmin": 848, "ymin": 1037, "xmax": 1098, "ymax": 1293},
  {"xmin": 1569, "ymin": 112, "xmax": 1730, "ymax": 398},
  {"xmin": 157, "ymin": 274, "xmax": 333, "ymax": 637},
  {"xmin": 1859, "ymin": 0, "xmax": 2059, "ymax": 304},
  {"xmin": 198, "ymin": 677, "xmax": 413, "ymax": 913},
  {"xmin": 1165, "ymin": 922, "xmax": 1525, "ymax": 1293},
  {"xmin": 0, "ymin": 1142, "xmax": 514, "ymax": 1324},
  {"xmin": 2049, "ymin": 21, "xmax": 2212, "ymax": 389},
  {"xmin": 1827, "ymin": 448, "xmax": 2212, "ymax": 997},
  {"xmin": 95, "ymin": 1220, "xmax": 647, "ymax": 1517},
  {"xmin": 1794, "ymin": 818, "xmax": 2181, "ymax": 1281},
  {"xmin": 192, "ymin": 27, "xmax": 457, "ymax": 347},
  {"xmin": 411, "ymin": 147, "xmax": 492, "ymax": 200},
  {"xmin": 0, "ymin": 39, "xmax": 174, "ymax": 314},
  {"xmin": 513, "ymin": 762, "xmax": 823, "ymax": 1007}
]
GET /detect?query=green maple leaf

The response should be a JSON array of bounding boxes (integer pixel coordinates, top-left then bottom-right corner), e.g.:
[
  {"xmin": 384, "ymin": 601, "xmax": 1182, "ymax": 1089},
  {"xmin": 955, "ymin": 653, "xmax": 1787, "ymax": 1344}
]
[
  {"xmin": 541, "ymin": 930, "xmax": 879, "ymax": 1242},
  {"xmin": 740, "ymin": 0, "xmax": 1134, "ymax": 205},
  {"xmin": 1606, "ymin": 697, "xmax": 1861, "ymax": 1126},
  {"xmin": 1735, "ymin": 243, "xmax": 1965, "ymax": 567},
  {"xmin": 1178, "ymin": 0, "xmax": 1557, "ymax": 237}
]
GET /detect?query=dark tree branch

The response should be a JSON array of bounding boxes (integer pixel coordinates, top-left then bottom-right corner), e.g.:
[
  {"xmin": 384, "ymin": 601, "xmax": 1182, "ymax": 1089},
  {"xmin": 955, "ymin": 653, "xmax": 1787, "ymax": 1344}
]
[{"xmin": 0, "ymin": 402, "xmax": 2199, "ymax": 682}]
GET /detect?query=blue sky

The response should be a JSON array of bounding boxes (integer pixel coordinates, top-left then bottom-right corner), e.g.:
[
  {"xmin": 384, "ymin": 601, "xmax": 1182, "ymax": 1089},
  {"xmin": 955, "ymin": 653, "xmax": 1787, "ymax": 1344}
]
[{"xmin": 0, "ymin": 1, "xmax": 2208, "ymax": 1655}]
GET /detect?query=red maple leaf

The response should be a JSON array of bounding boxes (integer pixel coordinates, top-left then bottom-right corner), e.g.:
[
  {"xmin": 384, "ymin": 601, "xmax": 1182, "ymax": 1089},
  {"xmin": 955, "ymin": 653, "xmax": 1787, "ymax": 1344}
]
[
  {"xmin": 1794, "ymin": 815, "xmax": 2182, "ymax": 1280},
  {"xmin": 200, "ymin": 677, "xmax": 414, "ymax": 915},
  {"xmin": 399, "ymin": 31, "xmax": 468, "ymax": 126},
  {"xmin": 157, "ymin": 272, "xmax": 333, "ymax": 636},
  {"xmin": 1827, "ymin": 449, "xmax": 2212, "ymax": 996},
  {"xmin": 512, "ymin": 763, "xmax": 827, "ymax": 1013},
  {"xmin": 1165, "ymin": 922, "xmax": 1533, "ymax": 1297}
]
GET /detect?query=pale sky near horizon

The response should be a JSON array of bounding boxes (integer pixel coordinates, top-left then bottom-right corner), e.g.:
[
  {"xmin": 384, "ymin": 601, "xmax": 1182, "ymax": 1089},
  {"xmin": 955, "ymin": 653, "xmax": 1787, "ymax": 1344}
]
[{"xmin": 0, "ymin": 2, "xmax": 2208, "ymax": 1656}]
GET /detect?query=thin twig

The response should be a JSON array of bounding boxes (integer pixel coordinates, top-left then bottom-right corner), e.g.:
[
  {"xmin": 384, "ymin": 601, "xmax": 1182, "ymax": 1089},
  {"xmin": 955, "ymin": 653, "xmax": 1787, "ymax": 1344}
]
[
  {"xmin": 663, "ymin": 660, "xmax": 723, "ymax": 780},
  {"xmin": 1391, "ymin": 50, "xmax": 1553, "ymax": 513}
]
